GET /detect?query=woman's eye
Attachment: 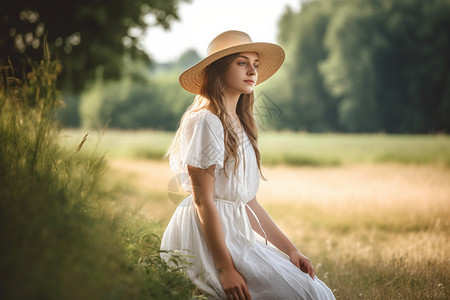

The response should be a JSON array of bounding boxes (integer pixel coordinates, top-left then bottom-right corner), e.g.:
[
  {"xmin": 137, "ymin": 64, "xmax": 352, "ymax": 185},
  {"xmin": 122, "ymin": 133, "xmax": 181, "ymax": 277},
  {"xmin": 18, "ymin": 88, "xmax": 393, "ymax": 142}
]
[
  {"xmin": 238, "ymin": 61, "xmax": 246, "ymax": 66},
  {"xmin": 254, "ymin": 64, "xmax": 259, "ymax": 69}
]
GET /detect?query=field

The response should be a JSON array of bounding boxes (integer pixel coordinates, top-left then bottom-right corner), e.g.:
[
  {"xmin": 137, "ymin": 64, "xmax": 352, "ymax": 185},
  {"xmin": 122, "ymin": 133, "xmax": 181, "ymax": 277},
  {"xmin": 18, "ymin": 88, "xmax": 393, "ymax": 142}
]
[
  {"xmin": 63, "ymin": 130, "xmax": 450, "ymax": 299},
  {"xmin": 61, "ymin": 129, "xmax": 450, "ymax": 166}
]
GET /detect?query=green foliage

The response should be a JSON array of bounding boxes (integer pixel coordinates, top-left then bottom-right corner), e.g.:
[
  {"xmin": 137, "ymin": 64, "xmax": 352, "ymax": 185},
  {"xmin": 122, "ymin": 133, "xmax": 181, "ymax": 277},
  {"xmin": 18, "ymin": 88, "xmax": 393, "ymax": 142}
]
[
  {"xmin": 79, "ymin": 58, "xmax": 193, "ymax": 130},
  {"xmin": 271, "ymin": 1, "xmax": 338, "ymax": 132},
  {"xmin": 320, "ymin": 0, "xmax": 380, "ymax": 131},
  {"xmin": 176, "ymin": 49, "xmax": 202, "ymax": 71},
  {"xmin": 120, "ymin": 218, "xmax": 201, "ymax": 299},
  {"xmin": 269, "ymin": 0, "xmax": 450, "ymax": 133},
  {"xmin": 57, "ymin": 93, "xmax": 81, "ymax": 127},
  {"xmin": 0, "ymin": 49, "xmax": 199, "ymax": 298},
  {"xmin": 0, "ymin": 0, "xmax": 189, "ymax": 92}
]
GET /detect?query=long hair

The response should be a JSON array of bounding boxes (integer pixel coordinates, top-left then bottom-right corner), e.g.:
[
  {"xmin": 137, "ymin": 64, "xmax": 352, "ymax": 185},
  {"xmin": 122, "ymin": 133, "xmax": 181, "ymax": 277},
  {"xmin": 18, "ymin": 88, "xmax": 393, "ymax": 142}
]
[{"xmin": 166, "ymin": 53, "xmax": 265, "ymax": 179}]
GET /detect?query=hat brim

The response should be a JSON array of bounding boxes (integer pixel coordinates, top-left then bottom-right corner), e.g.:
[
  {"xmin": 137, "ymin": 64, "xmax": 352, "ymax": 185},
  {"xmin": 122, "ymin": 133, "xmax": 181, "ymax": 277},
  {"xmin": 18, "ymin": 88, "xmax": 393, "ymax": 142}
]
[{"xmin": 179, "ymin": 42, "xmax": 285, "ymax": 95}]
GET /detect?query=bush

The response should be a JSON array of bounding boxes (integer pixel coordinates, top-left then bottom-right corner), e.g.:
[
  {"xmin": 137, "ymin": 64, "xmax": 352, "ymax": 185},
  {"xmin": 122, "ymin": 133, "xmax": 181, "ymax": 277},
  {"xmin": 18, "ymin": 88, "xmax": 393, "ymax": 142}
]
[
  {"xmin": 0, "ymin": 47, "xmax": 199, "ymax": 299},
  {"xmin": 79, "ymin": 68, "xmax": 192, "ymax": 131}
]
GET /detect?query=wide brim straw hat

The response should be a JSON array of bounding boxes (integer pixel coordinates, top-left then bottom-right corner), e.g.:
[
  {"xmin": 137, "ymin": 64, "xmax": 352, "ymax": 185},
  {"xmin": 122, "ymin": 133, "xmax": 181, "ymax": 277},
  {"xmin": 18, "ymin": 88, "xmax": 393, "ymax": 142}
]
[{"xmin": 179, "ymin": 30, "xmax": 285, "ymax": 95}]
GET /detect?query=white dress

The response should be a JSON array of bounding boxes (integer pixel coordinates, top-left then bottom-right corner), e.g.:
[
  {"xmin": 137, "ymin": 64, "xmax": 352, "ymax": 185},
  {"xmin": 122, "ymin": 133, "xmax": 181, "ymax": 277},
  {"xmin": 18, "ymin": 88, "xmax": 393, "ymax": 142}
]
[{"xmin": 161, "ymin": 110, "xmax": 335, "ymax": 299}]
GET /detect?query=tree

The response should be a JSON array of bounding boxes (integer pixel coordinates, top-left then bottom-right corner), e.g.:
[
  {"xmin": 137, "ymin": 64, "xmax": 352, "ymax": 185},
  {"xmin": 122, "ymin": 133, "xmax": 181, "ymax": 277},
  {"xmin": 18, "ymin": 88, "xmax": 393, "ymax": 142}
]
[
  {"xmin": 176, "ymin": 48, "xmax": 201, "ymax": 70},
  {"xmin": 0, "ymin": 0, "xmax": 189, "ymax": 92},
  {"xmin": 275, "ymin": 0, "xmax": 450, "ymax": 133},
  {"xmin": 270, "ymin": 1, "xmax": 339, "ymax": 132},
  {"xmin": 319, "ymin": 0, "xmax": 381, "ymax": 132},
  {"xmin": 79, "ymin": 62, "xmax": 192, "ymax": 130},
  {"xmin": 320, "ymin": 0, "xmax": 450, "ymax": 132}
]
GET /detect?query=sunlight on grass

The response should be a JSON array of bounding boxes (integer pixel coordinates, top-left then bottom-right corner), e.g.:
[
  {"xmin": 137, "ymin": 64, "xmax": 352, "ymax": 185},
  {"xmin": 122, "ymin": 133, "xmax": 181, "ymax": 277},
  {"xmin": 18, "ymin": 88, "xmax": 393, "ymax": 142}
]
[
  {"xmin": 106, "ymin": 158, "xmax": 450, "ymax": 299},
  {"xmin": 58, "ymin": 129, "xmax": 450, "ymax": 298},
  {"xmin": 61, "ymin": 129, "xmax": 450, "ymax": 168}
]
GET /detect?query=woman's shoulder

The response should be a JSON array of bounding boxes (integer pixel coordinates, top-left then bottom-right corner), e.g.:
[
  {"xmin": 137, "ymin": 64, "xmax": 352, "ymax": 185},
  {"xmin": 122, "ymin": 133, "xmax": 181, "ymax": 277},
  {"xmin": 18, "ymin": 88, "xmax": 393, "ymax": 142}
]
[{"xmin": 184, "ymin": 109, "xmax": 223, "ymax": 131}]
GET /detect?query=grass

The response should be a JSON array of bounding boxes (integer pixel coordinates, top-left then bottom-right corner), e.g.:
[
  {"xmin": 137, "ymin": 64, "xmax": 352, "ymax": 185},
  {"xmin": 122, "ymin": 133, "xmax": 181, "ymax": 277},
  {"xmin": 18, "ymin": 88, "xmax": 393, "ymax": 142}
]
[
  {"xmin": 259, "ymin": 164, "xmax": 450, "ymax": 299},
  {"xmin": 60, "ymin": 129, "xmax": 450, "ymax": 167},
  {"xmin": 57, "ymin": 129, "xmax": 450, "ymax": 298},
  {"xmin": 103, "ymin": 159, "xmax": 450, "ymax": 299},
  {"xmin": 1, "ymin": 51, "xmax": 200, "ymax": 299},
  {"xmin": 259, "ymin": 132, "xmax": 450, "ymax": 166}
]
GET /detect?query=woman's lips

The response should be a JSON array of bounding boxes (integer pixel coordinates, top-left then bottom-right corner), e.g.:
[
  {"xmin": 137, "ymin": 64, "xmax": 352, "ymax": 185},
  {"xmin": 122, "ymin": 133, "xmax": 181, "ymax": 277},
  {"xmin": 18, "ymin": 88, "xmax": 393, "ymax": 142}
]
[{"xmin": 244, "ymin": 80, "xmax": 255, "ymax": 85}]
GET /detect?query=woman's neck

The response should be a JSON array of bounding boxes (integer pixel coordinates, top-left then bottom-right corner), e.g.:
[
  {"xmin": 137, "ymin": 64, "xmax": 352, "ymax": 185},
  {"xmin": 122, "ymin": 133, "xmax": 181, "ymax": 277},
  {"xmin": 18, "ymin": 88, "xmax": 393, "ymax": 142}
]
[
  {"xmin": 222, "ymin": 95, "xmax": 243, "ymax": 131},
  {"xmin": 223, "ymin": 90, "xmax": 241, "ymax": 119}
]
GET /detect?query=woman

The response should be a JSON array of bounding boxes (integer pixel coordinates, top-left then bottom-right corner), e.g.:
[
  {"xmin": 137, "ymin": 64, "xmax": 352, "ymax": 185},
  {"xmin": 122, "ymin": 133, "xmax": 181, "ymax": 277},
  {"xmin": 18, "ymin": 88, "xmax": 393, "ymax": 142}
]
[{"xmin": 161, "ymin": 30, "xmax": 335, "ymax": 300}]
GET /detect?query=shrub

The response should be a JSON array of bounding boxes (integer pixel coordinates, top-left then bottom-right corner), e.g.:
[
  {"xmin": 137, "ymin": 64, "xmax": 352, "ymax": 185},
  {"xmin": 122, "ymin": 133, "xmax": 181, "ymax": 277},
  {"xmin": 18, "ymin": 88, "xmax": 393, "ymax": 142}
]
[{"xmin": 0, "ymin": 46, "xmax": 199, "ymax": 299}]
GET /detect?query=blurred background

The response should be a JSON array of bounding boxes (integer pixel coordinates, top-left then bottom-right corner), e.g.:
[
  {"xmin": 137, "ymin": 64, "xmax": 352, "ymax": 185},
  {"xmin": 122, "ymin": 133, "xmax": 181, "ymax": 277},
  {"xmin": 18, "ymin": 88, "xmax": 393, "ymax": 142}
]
[
  {"xmin": 3, "ymin": 0, "xmax": 449, "ymax": 133},
  {"xmin": 1, "ymin": 0, "xmax": 450, "ymax": 299}
]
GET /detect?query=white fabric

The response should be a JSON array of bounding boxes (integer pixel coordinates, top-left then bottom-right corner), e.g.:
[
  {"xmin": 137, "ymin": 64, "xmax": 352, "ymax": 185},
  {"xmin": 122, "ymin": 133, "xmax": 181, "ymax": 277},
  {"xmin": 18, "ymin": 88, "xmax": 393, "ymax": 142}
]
[{"xmin": 161, "ymin": 110, "xmax": 335, "ymax": 299}]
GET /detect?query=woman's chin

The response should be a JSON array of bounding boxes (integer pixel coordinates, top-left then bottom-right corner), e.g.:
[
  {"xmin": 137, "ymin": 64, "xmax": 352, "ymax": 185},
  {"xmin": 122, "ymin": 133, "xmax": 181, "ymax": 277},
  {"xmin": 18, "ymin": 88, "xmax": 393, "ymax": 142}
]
[{"xmin": 241, "ymin": 88, "xmax": 254, "ymax": 95}]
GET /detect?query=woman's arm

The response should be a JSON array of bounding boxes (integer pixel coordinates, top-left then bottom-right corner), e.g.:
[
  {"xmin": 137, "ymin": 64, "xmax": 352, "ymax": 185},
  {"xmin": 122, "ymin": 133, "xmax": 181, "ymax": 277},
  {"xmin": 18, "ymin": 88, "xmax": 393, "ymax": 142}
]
[
  {"xmin": 246, "ymin": 197, "xmax": 315, "ymax": 279},
  {"xmin": 188, "ymin": 165, "xmax": 251, "ymax": 300}
]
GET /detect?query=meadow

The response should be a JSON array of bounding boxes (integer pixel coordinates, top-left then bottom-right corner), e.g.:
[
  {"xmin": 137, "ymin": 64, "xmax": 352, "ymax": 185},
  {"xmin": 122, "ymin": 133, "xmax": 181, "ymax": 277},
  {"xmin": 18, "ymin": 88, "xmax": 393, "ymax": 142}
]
[
  {"xmin": 62, "ymin": 129, "xmax": 450, "ymax": 299},
  {"xmin": 6, "ymin": 48, "xmax": 448, "ymax": 299},
  {"xmin": 61, "ymin": 129, "xmax": 450, "ymax": 166}
]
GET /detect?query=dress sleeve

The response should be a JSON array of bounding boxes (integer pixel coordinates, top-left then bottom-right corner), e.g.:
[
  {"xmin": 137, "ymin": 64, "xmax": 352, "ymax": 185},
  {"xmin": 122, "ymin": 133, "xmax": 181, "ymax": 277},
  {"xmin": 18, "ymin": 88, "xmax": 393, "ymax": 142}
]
[{"xmin": 179, "ymin": 111, "xmax": 225, "ymax": 170}]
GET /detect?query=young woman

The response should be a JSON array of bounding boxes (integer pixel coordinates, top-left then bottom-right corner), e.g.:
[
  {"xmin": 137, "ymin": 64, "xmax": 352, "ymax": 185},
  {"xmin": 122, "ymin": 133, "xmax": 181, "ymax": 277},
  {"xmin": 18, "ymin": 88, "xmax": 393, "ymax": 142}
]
[{"xmin": 161, "ymin": 30, "xmax": 335, "ymax": 300}]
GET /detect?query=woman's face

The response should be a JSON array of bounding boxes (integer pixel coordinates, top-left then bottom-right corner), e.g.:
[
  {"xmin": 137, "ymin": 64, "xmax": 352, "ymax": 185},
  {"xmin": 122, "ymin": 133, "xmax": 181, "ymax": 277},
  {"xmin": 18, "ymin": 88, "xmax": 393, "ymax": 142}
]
[{"xmin": 223, "ymin": 52, "xmax": 259, "ymax": 96}]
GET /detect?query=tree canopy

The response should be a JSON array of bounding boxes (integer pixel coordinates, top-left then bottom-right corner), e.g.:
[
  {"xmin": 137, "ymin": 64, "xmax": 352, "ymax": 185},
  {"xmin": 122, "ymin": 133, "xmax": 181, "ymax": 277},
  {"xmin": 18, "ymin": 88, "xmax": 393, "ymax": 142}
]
[
  {"xmin": 0, "ymin": 0, "xmax": 188, "ymax": 92},
  {"xmin": 269, "ymin": 0, "xmax": 450, "ymax": 133}
]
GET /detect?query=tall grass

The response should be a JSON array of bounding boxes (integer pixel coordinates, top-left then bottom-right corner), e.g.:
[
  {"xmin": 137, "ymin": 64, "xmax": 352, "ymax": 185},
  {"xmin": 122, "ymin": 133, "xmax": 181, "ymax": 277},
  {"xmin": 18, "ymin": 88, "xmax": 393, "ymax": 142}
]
[{"xmin": 0, "ymin": 48, "xmax": 199, "ymax": 299}]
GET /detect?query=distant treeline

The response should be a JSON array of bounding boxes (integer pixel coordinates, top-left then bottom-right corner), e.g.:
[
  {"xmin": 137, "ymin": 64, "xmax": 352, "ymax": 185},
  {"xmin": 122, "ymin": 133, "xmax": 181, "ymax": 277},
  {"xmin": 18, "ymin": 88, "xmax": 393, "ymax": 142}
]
[
  {"xmin": 269, "ymin": 0, "xmax": 450, "ymax": 133},
  {"xmin": 68, "ymin": 0, "xmax": 449, "ymax": 133}
]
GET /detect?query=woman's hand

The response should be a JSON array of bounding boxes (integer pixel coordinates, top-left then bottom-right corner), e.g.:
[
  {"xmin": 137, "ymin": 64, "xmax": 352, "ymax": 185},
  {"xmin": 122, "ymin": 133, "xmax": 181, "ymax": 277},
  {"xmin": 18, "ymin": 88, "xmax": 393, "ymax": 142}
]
[
  {"xmin": 218, "ymin": 266, "xmax": 252, "ymax": 300},
  {"xmin": 289, "ymin": 250, "xmax": 315, "ymax": 280}
]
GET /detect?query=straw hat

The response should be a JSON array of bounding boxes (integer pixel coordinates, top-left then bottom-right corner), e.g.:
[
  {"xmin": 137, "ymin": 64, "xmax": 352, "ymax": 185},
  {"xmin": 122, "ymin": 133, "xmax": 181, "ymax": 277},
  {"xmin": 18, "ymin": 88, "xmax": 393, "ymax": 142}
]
[{"xmin": 179, "ymin": 30, "xmax": 285, "ymax": 94}]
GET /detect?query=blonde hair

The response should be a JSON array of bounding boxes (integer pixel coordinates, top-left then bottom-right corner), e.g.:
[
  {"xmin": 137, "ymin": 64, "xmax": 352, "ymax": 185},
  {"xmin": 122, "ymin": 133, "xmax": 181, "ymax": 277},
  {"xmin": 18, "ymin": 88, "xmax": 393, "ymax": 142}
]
[{"xmin": 167, "ymin": 53, "xmax": 264, "ymax": 179}]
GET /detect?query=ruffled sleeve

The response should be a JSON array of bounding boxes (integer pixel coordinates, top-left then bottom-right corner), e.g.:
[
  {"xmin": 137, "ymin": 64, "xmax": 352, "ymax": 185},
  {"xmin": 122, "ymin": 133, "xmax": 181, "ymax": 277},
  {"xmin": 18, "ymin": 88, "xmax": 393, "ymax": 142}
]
[{"xmin": 170, "ymin": 110, "xmax": 225, "ymax": 172}]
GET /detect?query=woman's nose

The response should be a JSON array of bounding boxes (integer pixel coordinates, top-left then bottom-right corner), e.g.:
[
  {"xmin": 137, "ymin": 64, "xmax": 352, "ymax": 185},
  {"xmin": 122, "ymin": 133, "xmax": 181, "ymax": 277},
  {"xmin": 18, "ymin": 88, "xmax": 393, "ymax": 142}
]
[{"xmin": 247, "ymin": 65, "xmax": 257, "ymax": 75}]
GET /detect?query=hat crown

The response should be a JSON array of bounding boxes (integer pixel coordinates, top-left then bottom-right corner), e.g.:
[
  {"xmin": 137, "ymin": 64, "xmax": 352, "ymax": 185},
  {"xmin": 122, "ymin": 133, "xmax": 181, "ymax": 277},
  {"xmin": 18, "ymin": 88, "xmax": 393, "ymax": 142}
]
[{"xmin": 207, "ymin": 30, "xmax": 253, "ymax": 56}]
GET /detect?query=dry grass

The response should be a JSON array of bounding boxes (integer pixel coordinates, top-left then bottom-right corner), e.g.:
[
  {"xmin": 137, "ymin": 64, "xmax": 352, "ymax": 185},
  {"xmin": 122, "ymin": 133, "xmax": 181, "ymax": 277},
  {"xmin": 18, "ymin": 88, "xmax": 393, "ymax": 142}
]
[
  {"xmin": 258, "ymin": 164, "xmax": 449, "ymax": 299},
  {"xmin": 106, "ymin": 159, "xmax": 179, "ymax": 227},
  {"xmin": 106, "ymin": 159, "xmax": 450, "ymax": 299}
]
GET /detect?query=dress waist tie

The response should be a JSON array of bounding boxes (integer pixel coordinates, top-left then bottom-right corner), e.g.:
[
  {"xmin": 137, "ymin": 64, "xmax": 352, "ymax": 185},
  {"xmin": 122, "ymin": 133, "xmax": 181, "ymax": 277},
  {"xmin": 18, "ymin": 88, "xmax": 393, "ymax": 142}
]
[{"xmin": 214, "ymin": 198, "xmax": 268, "ymax": 245}]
